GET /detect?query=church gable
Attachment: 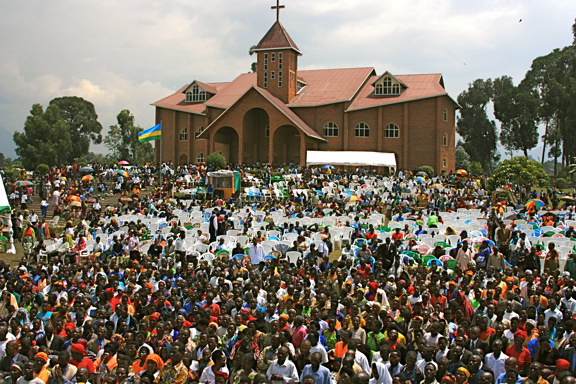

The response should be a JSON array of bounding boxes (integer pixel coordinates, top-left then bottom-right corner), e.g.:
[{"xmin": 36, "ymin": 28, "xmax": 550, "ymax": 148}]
[
  {"xmin": 182, "ymin": 81, "xmax": 217, "ymax": 103},
  {"xmin": 371, "ymin": 72, "xmax": 407, "ymax": 97}
]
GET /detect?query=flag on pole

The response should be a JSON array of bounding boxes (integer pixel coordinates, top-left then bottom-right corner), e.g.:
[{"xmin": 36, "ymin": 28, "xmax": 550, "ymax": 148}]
[{"xmin": 138, "ymin": 123, "xmax": 162, "ymax": 142}]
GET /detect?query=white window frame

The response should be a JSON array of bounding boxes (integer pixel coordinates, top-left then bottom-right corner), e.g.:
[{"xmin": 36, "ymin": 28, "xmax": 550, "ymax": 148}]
[
  {"xmin": 323, "ymin": 122, "xmax": 339, "ymax": 137},
  {"xmin": 187, "ymin": 84, "xmax": 207, "ymax": 102},
  {"xmin": 264, "ymin": 71, "xmax": 268, "ymax": 88},
  {"xmin": 278, "ymin": 71, "xmax": 283, "ymax": 87},
  {"xmin": 271, "ymin": 71, "xmax": 275, "ymax": 80},
  {"xmin": 264, "ymin": 53, "xmax": 268, "ymax": 71},
  {"xmin": 443, "ymin": 109, "xmax": 448, "ymax": 121},
  {"xmin": 442, "ymin": 134, "xmax": 448, "ymax": 146},
  {"xmin": 271, "ymin": 53, "xmax": 276, "ymax": 62},
  {"xmin": 278, "ymin": 53, "xmax": 283, "ymax": 70},
  {"xmin": 385, "ymin": 123, "xmax": 399, "ymax": 138},
  {"xmin": 354, "ymin": 122, "xmax": 370, "ymax": 138},
  {"xmin": 197, "ymin": 153, "xmax": 205, "ymax": 163},
  {"xmin": 375, "ymin": 76, "xmax": 402, "ymax": 96},
  {"xmin": 179, "ymin": 127, "xmax": 188, "ymax": 141},
  {"xmin": 442, "ymin": 159, "xmax": 447, "ymax": 168}
]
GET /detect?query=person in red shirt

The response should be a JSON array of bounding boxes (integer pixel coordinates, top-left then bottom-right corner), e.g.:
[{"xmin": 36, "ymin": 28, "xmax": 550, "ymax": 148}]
[
  {"xmin": 505, "ymin": 330, "xmax": 531, "ymax": 375},
  {"xmin": 478, "ymin": 317, "xmax": 496, "ymax": 341},
  {"xmin": 202, "ymin": 292, "xmax": 221, "ymax": 318},
  {"xmin": 291, "ymin": 315, "xmax": 308, "ymax": 349},
  {"xmin": 391, "ymin": 228, "xmax": 404, "ymax": 241},
  {"xmin": 69, "ymin": 343, "xmax": 95, "ymax": 373}
]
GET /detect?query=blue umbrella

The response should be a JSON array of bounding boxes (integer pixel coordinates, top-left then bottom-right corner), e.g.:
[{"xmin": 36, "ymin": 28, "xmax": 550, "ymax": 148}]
[{"xmin": 322, "ymin": 165, "xmax": 335, "ymax": 169}]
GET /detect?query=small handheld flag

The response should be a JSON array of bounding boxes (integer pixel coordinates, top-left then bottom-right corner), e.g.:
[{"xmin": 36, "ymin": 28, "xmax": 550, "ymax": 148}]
[{"xmin": 138, "ymin": 123, "xmax": 162, "ymax": 142}]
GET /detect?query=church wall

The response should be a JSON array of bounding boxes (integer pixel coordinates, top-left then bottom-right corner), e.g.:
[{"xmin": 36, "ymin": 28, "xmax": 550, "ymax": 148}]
[
  {"xmin": 346, "ymin": 109, "xmax": 379, "ymax": 152},
  {"xmin": 405, "ymin": 98, "xmax": 439, "ymax": 171}
]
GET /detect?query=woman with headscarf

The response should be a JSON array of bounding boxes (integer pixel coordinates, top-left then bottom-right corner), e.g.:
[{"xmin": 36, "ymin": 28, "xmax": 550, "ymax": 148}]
[
  {"xmin": 455, "ymin": 367, "xmax": 470, "ymax": 384},
  {"xmin": 139, "ymin": 353, "xmax": 164, "ymax": 383},
  {"xmin": 455, "ymin": 291, "xmax": 475, "ymax": 320},
  {"xmin": 132, "ymin": 345, "xmax": 154, "ymax": 375}
]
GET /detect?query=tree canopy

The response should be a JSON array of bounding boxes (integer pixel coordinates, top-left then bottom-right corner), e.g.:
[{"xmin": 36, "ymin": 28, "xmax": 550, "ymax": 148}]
[
  {"xmin": 488, "ymin": 156, "xmax": 548, "ymax": 190},
  {"xmin": 14, "ymin": 104, "xmax": 73, "ymax": 168},
  {"xmin": 456, "ymin": 79, "xmax": 498, "ymax": 172},
  {"xmin": 49, "ymin": 96, "xmax": 103, "ymax": 161},
  {"xmin": 103, "ymin": 109, "xmax": 154, "ymax": 164}
]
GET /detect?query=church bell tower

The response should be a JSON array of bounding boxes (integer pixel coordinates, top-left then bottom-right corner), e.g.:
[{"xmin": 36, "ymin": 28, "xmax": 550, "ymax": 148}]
[{"xmin": 253, "ymin": 1, "xmax": 301, "ymax": 104}]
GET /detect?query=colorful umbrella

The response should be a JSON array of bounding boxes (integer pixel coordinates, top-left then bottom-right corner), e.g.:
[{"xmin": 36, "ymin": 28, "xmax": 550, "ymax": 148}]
[
  {"xmin": 456, "ymin": 169, "xmax": 468, "ymax": 176},
  {"xmin": 81, "ymin": 175, "xmax": 94, "ymax": 182},
  {"xmin": 14, "ymin": 181, "xmax": 33, "ymax": 187},
  {"xmin": 415, "ymin": 176, "xmax": 426, "ymax": 183},
  {"xmin": 117, "ymin": 170, "xmax": 130, "ymax": 178},
  {"xmin": 118, "ymin": 160, "xmax": 130, "ymax": 165},
  {"xmin": 66, "ymin": 195, "xmax": 81, "ymax": 202},
  {"xmin": 525, "ymin": 199, "xmax": 545, "ymax": 209},
  {"xmin": 69, "ymin": 201, "xmax": 82, "ymax": 207},
  {"xmin": 345, "ymin": 195, "xmax": 361, "ymax": 202}
]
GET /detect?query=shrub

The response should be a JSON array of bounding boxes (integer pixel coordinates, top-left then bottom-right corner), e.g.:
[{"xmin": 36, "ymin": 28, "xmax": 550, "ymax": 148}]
[
  {"xmin": 554, "ymin": 177, "xmax": 571, "ymax": 189},
  {"xmin": 206, "ymin": 152, "xmax": 226, "ymax": 170},
  {"xmin": 488, "ymin": 156, "xmax": 548, "ymax": 191},
  {"xmin": 468, "ymin": 161, "xmax": 483, "ymax": 176},
  {"xmin": 36, "ymin": 164, "xmax": 50, "ymax": 175},
  {"xmin": 416, "ymin": 166, "xmax": 435, "ymax": 178}
]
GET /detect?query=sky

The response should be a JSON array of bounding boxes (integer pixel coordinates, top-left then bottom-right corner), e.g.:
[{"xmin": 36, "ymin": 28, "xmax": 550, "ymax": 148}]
[{"xmin": 0, "ymin": 0, "xmax": 574, "ymax": 160}]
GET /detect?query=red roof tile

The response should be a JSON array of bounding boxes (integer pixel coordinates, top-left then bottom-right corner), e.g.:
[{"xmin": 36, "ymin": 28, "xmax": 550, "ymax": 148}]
[
  {"xmin": 346, "ymin": 74, "xmax": 451, "ymax": 111},
  {"xmin": 151, "ymin": 82, "xmax": 229, "ymax": 114},
  {"xmin": 254, "ymin": 21, "xmax": 301, "ymax": 54},
  {"xmin": 289, "ymin": 68, "xmax": 375, "ymax": 107},
  {"xmin": 205, "ymin": 73, "xmax": 257, "ymax": 109},
  {"xmin": 194, "ymin": 81, "xmax": 218, "ymax": 95}
]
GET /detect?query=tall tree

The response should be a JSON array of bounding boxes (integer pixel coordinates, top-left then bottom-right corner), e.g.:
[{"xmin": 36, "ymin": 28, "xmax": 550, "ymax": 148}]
[
  {"xmin": 492, "ymin": 76, "xmax": 539, "ymax": 157},
  {"xmin": 249, "ymin": 45, "xmax": 257, "ymax": 73},
  {"xmin": 49, "ymin": 96, "xmax": 103, "ymax": 161},
  {"xmin": 14, "ymin": 104, "xmax": 73, "ymax": 168},
  {"xmin": 456, "ymin": 79, "xmax": 498, "ymax": 171},
  {"xmin": 104, "ymin": 109, "xmax": 154, "ymax": 164},
  {"xmin": 522, "ymin": 46, "xmax": 576, "ymax": 166}
]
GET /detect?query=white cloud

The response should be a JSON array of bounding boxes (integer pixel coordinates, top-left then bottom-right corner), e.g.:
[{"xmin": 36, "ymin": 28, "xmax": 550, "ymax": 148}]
[{"xmin": 0, "ymin": 0, "xmax": 574, "ymax": 159}]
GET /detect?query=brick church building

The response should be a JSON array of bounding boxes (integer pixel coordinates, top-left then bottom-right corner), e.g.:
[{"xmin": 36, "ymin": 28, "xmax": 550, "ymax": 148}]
[{"xmin": 152, "ymin": 8, "xmax": 458, "ymax": 171}]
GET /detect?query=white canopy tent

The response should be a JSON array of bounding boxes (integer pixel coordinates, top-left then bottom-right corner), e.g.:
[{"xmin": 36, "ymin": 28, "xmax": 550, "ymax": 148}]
[
  {"xmin": 306, "ymin": 151, "xmax": 396, "ymax": 171},
  {"xmin": 0, "ymin": 176, "xmax": 15, "ymax": 254}
]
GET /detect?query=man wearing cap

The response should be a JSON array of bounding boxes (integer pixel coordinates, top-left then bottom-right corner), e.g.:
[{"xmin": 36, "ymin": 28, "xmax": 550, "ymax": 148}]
[{"xmin": 70, "ymin": 343, "xmax": 96, "ymax": 374}]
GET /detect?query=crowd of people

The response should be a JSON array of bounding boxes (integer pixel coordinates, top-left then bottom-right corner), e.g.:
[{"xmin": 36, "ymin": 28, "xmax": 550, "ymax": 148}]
[{"xmin": 0, "ymin": 162, "xmax": 575, "ymax": 384}]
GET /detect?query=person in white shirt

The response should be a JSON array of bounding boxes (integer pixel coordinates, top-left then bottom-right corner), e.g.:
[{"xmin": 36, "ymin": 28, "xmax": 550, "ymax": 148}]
[
  {"xmin": 317, "ymin": 238, "xmax": 329, "ymax": 258},
  {"xmin": 266, "ymin": 346, "xmax": 299, "ymax": 384},
  {"xmin": 248, "ymin": 238, "xmax": 265, "ymax": 265},
  {"xmin": 174, "ymin": 231, "xmax": 187, "ymax": 258},
  {"xmin": 484, "ymin": 339, "xmax": 508, "ymax": 381},
  {"xmin": 544, "ymin": 299, "xmax": 563, "ymax": 326}
]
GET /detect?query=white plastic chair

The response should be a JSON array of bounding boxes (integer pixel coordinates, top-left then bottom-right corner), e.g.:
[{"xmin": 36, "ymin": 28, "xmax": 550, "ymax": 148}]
[{"xmin": 286, "ymin": 251, "xmax": 302, "ymax": 265}]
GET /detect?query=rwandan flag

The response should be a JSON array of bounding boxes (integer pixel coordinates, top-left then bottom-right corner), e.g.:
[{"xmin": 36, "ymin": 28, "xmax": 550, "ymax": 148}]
[{"xmin": 138, "ymin": 123, "xmax": 162, "ymax": 142}]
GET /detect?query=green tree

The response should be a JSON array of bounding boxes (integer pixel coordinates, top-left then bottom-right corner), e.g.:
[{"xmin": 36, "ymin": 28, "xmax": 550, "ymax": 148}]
[
  {"xmin": 522, "ymin": 45, "xmax": 576, "ymax": 167},
  {"xmin": 206, "ymin": 152, "xmax": 226, "ymax": 170},
  {"xmin": 488, "ymin": 156, "xmax": 548, "ymax": 190},
  {"xmin": 455, "ymin": 143, "xmax": 470, "ymax": 170},
  {"xmin": 49, "ymin": 96, "xmax": 103, "ymax": 160},
  {"xmin": 492, "ymin": 76, "xmax": 539, "ymax": 157},
  {"xmin": 456, "ymin": 79, "xmax": 498, "ymax": 171},
  {"xmin": 249, "ymin": 45, "xmax": 258, "ymax": 73},
  {"xmin": 14, "ymin": 104, "xmax": 73, "ymax": 168},
  {"xmin": 104, "ymin": 110, "xmax": 154, "ymax": 164},
  {"xmin": 468, "ymin": 161, "xmax": 483, "ymax": 176}
]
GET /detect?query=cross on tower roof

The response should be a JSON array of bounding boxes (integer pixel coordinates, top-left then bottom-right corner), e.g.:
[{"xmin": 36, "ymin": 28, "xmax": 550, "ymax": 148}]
[{"xmin": 271, "ymin": 0, "xmax": 285, "ymax": 22}]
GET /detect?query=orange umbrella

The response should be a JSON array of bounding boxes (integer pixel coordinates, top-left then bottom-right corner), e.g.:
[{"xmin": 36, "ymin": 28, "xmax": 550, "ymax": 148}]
[
  {"xmin": 66, "ymin": 195, "xmax": 81, "ymax": 202},
  {"xmin": 81, "ymin": 175, "xmax": 94, "ymax": 182},
  {"xmin": 456, "ymin": 169, "xmax": 467, "ymax": 176}
]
